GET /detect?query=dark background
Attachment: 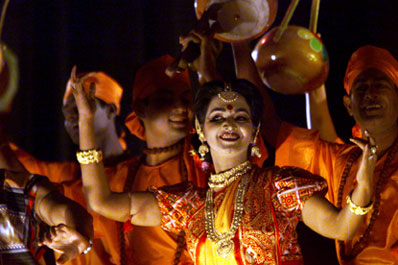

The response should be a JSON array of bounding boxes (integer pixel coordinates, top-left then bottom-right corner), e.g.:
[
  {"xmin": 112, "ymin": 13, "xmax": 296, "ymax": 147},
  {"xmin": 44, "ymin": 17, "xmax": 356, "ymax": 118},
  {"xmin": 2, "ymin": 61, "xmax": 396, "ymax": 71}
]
[
  {"xmin": 5, "ymin": 0, "xmax": 398, "ymax": 160},
  {"xmin": 3, "ymin": 0, "xmax": 398, "ymax": 264}
]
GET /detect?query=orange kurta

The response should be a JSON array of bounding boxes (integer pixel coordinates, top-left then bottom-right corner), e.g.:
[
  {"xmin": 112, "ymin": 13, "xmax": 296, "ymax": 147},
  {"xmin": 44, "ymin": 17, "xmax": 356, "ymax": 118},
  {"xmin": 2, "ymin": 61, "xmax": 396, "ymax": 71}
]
[
  {"xmin": 107, "ymin": 135, "xmax": 206, "ymax": 265},
  {"xmin": 10, "ymin": 135, "xmax": 207, "ymax": 265},
  {"xmin": 275, "ymin": 122, "xmax": 398, "ymax": 264},
  {"xmin": 9, "ymin": 142, "xmax": 130, "ymax": 265}
]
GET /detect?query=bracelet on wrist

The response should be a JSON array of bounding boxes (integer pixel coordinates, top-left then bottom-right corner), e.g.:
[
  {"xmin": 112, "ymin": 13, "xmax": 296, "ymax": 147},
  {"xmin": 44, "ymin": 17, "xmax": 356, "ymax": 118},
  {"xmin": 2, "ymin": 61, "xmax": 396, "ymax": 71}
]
[
  {"xmin": 76, "ymin": 149, "xmax": 103, "ymax": 164},
  {"xmin": 346, "ymin": 190, "xmax": 373, "ymax": 215}
]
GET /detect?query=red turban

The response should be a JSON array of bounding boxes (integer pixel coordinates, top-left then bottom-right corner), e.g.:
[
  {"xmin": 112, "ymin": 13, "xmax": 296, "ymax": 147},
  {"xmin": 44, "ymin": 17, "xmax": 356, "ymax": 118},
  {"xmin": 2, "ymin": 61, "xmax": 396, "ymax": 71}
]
[
  {"xmin": 63, "ymin": 72, "xmax": 123, "ymax": 114},
  {"xmin": 125, "ymin": 55, "xmax": 190, "ymax": 140},
  {"xmin": 344, "ymin": 45, "xmax": 398, "ymax": 95}
]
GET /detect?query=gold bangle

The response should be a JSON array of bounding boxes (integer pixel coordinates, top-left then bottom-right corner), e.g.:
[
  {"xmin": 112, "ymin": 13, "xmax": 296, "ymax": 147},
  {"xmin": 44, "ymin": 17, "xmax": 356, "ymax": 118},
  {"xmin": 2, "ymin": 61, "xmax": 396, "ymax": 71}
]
[
  {"xmin": 346, "ymin": 191, "xmax": 373, "ymax": 215},
  {"xmin": 76, "ymin": 149, "xmax": 103, "ymax": 164}
]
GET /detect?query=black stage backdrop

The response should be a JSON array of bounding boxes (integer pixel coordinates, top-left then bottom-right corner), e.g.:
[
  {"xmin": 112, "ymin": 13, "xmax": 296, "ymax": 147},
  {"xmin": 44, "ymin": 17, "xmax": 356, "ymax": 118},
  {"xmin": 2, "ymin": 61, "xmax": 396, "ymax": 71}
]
[{"xmin": 3, "ymin": 0, "xmax": 398, "ymax": 264}]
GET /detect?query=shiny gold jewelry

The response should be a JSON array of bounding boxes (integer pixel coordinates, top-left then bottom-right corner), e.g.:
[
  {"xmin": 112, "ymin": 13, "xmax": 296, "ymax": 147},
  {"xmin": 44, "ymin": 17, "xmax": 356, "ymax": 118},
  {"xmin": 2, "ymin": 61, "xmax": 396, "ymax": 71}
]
[
  {"xmin": 217, "ymin": 83, "xmax": 238, "ymax": 103},
  {"xmin": 208, "ymin": 160, "xmax": 252, "ymax": 189},
  {"xmin": 195, "ymin": 116, "xmax": 209, "ymax": 161},
  {"xmin": 370, "ymin": 145, "xmax": 377, "ymax": 155},
  {"xmin": 83, "ymin": 239, "xmax": 93, "ymax": 254},
  {"xmin": 205, "ymin": 170, "xmax": 252, "ymax": 258},
  {"xmin": 195, "ymin": 116, "xmax": 206, "ymax": 143},
  {"xmin": 346, "ymin": 191, "xmax": 374, "ymax": 215},
  {"xmin": 198, "ymin": 144, "xmax": 209, "ymax": 161},
  {"xmin": 76, "ymin": 149, "xmax": 103, "ymax": 164},
  {"xmin": 251, "ymin": 145, "xmax": 261, "ymax": 159},
  {"xmin": 250, "ymin": 123, "xmax": 262, "ymax": 158}
]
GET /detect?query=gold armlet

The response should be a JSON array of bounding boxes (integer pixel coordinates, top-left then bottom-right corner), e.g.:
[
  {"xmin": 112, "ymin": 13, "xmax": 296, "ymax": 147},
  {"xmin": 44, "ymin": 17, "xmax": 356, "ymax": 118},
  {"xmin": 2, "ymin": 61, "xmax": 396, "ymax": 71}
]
[
  {"xmin": 346, "ymin": 191, "xmax": 373, "ymax": 215},
  {"xmin": 76, "ymin": 149, "xmax": 103, "ymax": 164}
]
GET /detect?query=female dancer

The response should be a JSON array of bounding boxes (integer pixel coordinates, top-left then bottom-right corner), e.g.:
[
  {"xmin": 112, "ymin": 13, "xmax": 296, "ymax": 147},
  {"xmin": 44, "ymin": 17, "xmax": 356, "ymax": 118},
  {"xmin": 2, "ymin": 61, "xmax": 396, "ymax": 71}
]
[{"xmin": 73, "ymin": 75, "xmax": 376, "ymax": 264}]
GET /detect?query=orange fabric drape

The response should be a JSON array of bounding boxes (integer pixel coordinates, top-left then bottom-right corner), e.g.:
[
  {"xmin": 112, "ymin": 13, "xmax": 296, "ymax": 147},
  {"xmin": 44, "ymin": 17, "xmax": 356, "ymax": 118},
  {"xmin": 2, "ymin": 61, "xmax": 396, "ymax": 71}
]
[
  {"xmin": 124, "ymin": 137, "xmax": 206, "ymax": 265},
  {"xmin": 275, "ymin": 122, "xmax": 398, "ymax": 264}
]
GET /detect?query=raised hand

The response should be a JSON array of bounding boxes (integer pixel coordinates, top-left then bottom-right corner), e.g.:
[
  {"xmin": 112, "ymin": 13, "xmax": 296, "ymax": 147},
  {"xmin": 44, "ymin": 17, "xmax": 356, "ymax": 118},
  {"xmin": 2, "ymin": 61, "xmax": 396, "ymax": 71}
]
[
  {"xmin": 39, "ymin": 224, "xmax": 91, "ymax": 265},
  {"xmin": 350, "ymin": 130, "xmax": 377, "ymax": 195},
  {"xmin": 178, "ymin": 30, "xmax": 222, "ymax": 84},
  {"xmin": 70, "ymin": 66, "xmax": 97, "ymax": 121}
]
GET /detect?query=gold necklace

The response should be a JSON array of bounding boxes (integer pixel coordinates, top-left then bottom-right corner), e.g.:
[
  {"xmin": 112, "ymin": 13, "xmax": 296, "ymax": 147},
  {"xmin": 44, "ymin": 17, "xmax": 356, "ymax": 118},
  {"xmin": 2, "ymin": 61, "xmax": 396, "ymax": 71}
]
[
  {"xmin": 208, "ymin": 160, "xmax": 252, "ymax": 189},
  {"xmin": 205, "ymin": 169, "xmax": 252, "ymax": 258}
]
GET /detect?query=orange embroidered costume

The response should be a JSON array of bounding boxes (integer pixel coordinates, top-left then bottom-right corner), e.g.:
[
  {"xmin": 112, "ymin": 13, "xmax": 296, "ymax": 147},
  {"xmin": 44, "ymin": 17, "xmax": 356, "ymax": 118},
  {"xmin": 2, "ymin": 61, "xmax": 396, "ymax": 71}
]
[
  {"xmin": 149, "ymin": 165, "xmax": 327, "ymax": 265},
  {"xmin": 121, "ymin": 55, "xmax": 268, "ymax": 265},
  {"xmin": 275, "ymin": 46, "xmax": 398, "ymax": 264}
]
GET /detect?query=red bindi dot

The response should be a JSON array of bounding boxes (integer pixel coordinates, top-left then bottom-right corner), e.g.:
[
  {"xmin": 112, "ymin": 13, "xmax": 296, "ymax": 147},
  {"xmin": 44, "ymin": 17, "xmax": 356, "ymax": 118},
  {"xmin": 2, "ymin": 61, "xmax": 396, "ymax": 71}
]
[{"xmin": 227, "ymin": 104, "xmax": 233, "ymax": 110}]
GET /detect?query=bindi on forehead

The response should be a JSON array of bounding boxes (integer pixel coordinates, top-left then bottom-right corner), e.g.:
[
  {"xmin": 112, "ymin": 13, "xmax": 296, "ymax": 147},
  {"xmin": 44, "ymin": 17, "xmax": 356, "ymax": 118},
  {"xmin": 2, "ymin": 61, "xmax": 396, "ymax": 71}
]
[{"xmin": 226, "ymin": 104, "xmax": 233, "ymax": 111}]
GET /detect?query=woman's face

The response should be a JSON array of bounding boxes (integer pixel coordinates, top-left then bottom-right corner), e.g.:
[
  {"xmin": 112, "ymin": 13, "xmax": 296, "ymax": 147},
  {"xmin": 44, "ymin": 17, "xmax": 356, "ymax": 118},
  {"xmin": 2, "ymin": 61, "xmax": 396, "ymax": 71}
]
[{"xmin": 203, "ymin": 93, "xmax": 254, "ymax": 158}]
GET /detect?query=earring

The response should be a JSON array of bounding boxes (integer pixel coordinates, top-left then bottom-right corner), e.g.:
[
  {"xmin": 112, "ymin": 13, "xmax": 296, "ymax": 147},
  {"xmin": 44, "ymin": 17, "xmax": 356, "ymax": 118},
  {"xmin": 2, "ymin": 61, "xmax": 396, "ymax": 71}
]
[
  {"xmin": 250, "ymin": 123, "xmax": 262, "ymax": 158},
  {"xmin": 195, "ymin": 116, "xmax": 209, "ymax": 161}
]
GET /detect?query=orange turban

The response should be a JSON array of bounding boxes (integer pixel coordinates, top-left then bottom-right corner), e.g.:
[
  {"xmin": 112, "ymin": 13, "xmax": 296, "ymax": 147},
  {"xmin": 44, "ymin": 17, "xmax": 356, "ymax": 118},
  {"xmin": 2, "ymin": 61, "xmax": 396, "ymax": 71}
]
[
  {"xmin": 344, "ymin": 45, "xmax": 398, "ymax": 95},
  {"xmin": 63, "ymin": 72, "xmax": 123, "ymax": 114},
  {"xmin": 125, "ymin": 55, "xmax": 190, "ymax": 140}
]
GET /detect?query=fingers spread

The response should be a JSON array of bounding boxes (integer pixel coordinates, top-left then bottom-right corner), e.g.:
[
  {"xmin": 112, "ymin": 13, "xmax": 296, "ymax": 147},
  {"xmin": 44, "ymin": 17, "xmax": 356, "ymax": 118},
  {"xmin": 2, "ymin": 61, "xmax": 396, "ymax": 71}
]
[{"xmin": 349, "ymin": 138, "xmax": 367, "ymax": 150}]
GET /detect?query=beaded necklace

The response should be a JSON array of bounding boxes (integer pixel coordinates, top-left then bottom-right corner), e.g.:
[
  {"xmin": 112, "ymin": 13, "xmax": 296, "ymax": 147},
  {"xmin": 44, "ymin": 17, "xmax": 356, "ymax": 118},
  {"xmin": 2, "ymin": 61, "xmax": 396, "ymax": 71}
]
[
  {"xmin": 143, "ymin": 139, "xmax": 184, "ymax": 155},
  {"xmin": 337, "ymin": 139, "xmax": 398, "ymax": 261},
  {"xmin": 208, "ymin": 160, "xmax": 252, "ymax": 189},
  {"xmin": 205, "ymin": 164, "xmax": 252, "ymax": 258}
]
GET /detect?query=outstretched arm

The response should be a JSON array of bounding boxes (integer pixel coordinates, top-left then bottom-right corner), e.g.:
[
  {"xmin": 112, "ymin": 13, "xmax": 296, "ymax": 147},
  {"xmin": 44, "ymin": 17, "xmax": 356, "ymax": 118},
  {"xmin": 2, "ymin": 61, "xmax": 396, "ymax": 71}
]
[
  {"xmin": 305, "ymin": 85, "xmax": 340, "ymax": 143},
  {"xmin": 33, "ymin": 178, "xmax": 93, "ymax": 264},
  {"xmin": 3, "ymin": 166, "xmax": 93, "ymax": 264},
  {"xmin": 301, "ymin": 134, "xmax": 376, "ymax": 240},
  {"xmin": 34, "ymin": 177, "xmax": 93, "ymax": 239},
  {"xmin": 71, "ymin": 67, "xmax": 161, "ymax": 225}
]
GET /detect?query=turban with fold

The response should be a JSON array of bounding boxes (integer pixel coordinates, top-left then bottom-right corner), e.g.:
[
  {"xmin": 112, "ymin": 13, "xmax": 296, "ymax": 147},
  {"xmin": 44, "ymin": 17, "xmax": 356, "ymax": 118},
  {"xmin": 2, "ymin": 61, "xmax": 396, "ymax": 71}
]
[
  {"xmin": 125, "ymin": 55, "xmax": 190, "ymax": 140},
  {"xmin": 63, "ymin": 72, "xmax": 123, "ymax": 114},
  {"xmin": 344, "ymin": 45, "xmax": 398, "ymax": 95}
]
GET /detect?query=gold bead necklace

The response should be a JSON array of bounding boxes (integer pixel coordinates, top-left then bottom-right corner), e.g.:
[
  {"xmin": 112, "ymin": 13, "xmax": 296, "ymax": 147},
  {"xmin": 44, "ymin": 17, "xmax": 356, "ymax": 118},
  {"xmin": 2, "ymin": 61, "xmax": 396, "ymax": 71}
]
[
  {"xmin": 208, "ymin": 160, "xmax": 252, "ymax": 189},
  {"xmin": 205, "ymin": 168, "xmax": 253, "ymax": 258}
]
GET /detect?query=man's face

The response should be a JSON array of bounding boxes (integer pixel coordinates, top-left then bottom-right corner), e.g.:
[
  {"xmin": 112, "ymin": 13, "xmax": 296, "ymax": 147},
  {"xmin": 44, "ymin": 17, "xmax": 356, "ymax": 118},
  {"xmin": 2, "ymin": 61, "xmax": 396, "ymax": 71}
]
[
  {"xmin": 345, "ymin": 68, "xmax": 398, "ymax": 135},
  {"xmin": 62, "ymin": 95, "xmax": 115, "ymax": 145},
  {"xmin": 139, "ymin": 84, "xmax": 193, "ymax": 142}
]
